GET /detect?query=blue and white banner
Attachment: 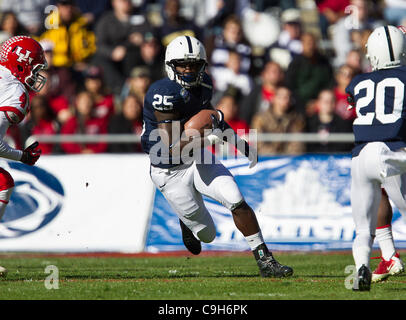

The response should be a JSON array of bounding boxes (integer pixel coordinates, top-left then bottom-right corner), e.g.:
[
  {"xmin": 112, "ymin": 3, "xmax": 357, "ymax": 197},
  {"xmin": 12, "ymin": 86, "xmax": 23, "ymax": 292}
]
[
  {"xmin": 146, "ymin": 155, "xmax": 406, "ymax": 252},
  {"xmin": 0, "ymin": 155, "xmax": 155, "ymax": 252}
]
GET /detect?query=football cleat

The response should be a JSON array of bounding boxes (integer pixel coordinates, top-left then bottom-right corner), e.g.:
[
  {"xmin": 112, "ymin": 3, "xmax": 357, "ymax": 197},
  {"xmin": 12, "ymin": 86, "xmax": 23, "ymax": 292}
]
[
  {"xmin": 372, "ymin": 253, "xmax": 404, "ymax": 283},
  {"xmin": 179, "ymin": 219, "xmax": 201, "ymax": 255},
  {"xmin": 257, "ymin": 254, "xmax": 293, "ymax": 278},
  {"xmin": 0, "ymin": 266, "xmax": 7, "ymax": 277},
  {"xmin": 353, "ymin": 264, "xmax": 371, "ymax": 291}
]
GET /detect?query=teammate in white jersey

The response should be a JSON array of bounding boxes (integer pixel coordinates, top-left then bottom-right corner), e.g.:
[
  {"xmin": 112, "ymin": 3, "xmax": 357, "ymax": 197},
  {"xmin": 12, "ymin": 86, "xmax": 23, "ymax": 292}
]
[
  {"xmin": 0, "ymin": 36, "xmax": 47, "ymax": 276},
  {"xmin": 346, "ymin": 25, "xmax": 406, "ymax": 291}
]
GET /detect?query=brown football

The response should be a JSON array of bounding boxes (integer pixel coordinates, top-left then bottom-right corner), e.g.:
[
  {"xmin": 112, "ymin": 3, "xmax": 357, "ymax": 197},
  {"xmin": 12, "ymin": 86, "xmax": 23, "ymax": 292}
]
[{"xmin": 184, "ymin": 109, "xmax": 219, "ymax": 137}]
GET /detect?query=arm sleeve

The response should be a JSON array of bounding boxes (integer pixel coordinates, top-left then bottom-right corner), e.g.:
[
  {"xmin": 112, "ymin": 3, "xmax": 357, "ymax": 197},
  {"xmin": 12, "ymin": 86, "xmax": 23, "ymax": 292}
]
[{"xmin": 0, "ymin": 113, "xmax": 22, "ymax": 161}]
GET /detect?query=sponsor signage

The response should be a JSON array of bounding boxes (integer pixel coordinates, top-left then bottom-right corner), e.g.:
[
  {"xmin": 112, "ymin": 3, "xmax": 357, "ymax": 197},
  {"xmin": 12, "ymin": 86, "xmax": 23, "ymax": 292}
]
[
  {"xmin": 0, "ymin": 155, "xmax": 155, "ymax": 252},
  {"xmin": 146, "ymin": 155, "xmax": 406, "ymax": 251}
]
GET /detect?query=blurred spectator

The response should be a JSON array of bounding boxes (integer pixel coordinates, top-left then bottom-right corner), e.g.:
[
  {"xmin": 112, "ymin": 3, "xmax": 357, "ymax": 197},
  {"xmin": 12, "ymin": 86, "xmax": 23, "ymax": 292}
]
[
  {"xmin": 74, "ymin": 0, "xmax": 111, "ymax": 26},
  {"xmin": 240, "ymin": 61, "xmax": 284, "ymax": 125},
  {"xmin": 315, "ymin": 0, "xmax": 350, "ymax": 39},
  {"xmin": 93, "ymin": 0, "xmax": 154, "ymax": 94},
  {"xmin": 383, "ymin": 0, "xmax": 406, "ymax": 26},
  {"xmin": 306, "ymin": 89, "xmax": 353, "ymax": 153},
  {"xmin": 265, "ymin": 8, "xmax": 303, "ymax": 70},
  {"xmin": 0, "ymin": 12, "xmax": 27, "ymax": 44},
  {"xmin": 132, "ymin": 32, "xmax": 165, "ymax": 82},
  {"xmin": 35, "ymin": 70, "xmax": 72, "ymax": 125},
  {"xmin": 205, "ymin": 0, "xmax": 250, "ymax": 38},
  {"xmin": 39, "ymin": 0, "xmax": 97, "ymax": 68},
  {"xmin": 209, "ymin": 14, "xmax": 251, "ymax": 75},
  {"xmin": 330, "ymin": 0, "xmax": 381, "ymax": 67},
  {"xmin": 39, "ymin": 40, "xmax": 76, "ymax": 104},
  {"xmin": 345, "ymin": 49, "xmax": 364, "ymax": 74},
  {"xmin": 82, "ymin": 65, "xmax": 115, "ymax": 123},
  {"xmin": 108, "ymin": 94, "xmax": 143, "ymax": 153},
  {"xmin": 211, "ymin": 50, "xmax": 253, "ymax": 101},
  {"xmin": 60, "ymin": 91, "xmax": 108, "ymax": 154},
  {"xmin": 0, "ymin": 0, "xmax": 49, "ymax": 35},
  {"xmin": 120, "ymin": 66, "xmax": 152, "ymax": 105},
  {"xmin": 248, "ymin": 0, "xmax": 296, "ymax": 11},
  {"xmin": 333, "ymin": 64, "xmax": 357, "ymax": 121},
  {"xmin": 285, "ymin": 32, "xmax": 334, "ymax": 115},
  {"xmin": 158, "ymin": 0, "xmax": 203, "ymax": 46},
  {"xmin": 251, "ymin": 86, "xmax": 305, "ymax": 155},
  {"xmin": 20, "ymin": 95, "xmax": 59, "ymax": 155},
  {"xmin": 216, "ymin": 87, "xmax": 249, "ymax": 133},
  {"xmin": 212, "ymin": 87, "xmax": 249, "ymax": 156},
  {"xmin": 174, "ymin": 0, "xmax": 217, "ymax": 29}
]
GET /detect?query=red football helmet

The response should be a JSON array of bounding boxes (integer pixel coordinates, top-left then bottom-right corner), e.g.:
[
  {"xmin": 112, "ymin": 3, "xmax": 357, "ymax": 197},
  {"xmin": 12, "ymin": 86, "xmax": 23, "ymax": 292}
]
[{"xmin": 0, "ymin": 35, "xmax": 47, "ymax": 92}]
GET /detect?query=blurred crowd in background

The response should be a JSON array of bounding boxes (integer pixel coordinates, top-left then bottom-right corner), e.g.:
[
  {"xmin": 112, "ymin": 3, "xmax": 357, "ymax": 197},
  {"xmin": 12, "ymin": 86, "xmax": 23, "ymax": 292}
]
[{"xmin": 1, "ymin": 0, "xmax": 405, "ymax": 155}]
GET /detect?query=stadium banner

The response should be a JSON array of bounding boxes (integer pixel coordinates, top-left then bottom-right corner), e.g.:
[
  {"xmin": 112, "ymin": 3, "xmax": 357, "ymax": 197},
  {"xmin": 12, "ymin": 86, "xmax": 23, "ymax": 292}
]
[
  {"xmin": 146, "ymin": 155, "xmax": 406, "ymax": 252},
  {"xmin": 0, "ymin": 154, "xmax": 155, "ymax": 252}
]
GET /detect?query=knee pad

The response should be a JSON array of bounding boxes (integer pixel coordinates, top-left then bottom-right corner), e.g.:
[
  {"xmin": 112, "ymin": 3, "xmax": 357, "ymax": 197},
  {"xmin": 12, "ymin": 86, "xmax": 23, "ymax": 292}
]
[{"xmin": 0, "ymin": 168, "xmax": 14, "ymax": 191}]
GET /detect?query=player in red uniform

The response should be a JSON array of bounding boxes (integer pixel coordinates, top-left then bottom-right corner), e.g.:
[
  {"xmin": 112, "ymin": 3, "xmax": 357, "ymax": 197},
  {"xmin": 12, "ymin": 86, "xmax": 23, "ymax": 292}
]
[{"xmin": 0, "ymin": 36, "xmax": 46, "ymax": 276}]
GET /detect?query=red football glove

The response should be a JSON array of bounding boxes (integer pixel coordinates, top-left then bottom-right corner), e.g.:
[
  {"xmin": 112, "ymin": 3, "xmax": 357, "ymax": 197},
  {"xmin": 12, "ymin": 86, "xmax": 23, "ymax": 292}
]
[{"xmin": 21, "ymin": 141, "xmax": 42, "ymax": 165}]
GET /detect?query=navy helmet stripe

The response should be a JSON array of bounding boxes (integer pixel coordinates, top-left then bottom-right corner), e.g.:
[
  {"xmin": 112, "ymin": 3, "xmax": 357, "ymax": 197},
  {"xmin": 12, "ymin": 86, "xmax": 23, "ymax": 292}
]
[
  {"xmin": 384, "ymin": 26, "xmax": 395, "ymax": 61},
  {"xmin": 185, "ymin": 36, "xmax": 193, "ymax": 53}
]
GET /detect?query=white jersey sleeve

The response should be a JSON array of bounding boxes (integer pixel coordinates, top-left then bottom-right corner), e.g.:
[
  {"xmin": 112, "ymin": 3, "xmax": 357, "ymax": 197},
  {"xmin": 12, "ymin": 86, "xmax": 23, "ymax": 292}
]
[
  {"xmin": 0, "ymin": 65, "xmax": 30, "ymax": 124},
  {"xmin": 0, "ymin": 112, "xmax": 22, "ymax": 161}
]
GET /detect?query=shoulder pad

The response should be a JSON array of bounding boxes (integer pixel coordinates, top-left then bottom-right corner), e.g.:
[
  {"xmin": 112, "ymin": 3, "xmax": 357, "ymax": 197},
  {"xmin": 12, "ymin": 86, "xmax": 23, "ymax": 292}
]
[{"xmin": 146, "ymin": 79, "xmax": 184, "ymax": 112}]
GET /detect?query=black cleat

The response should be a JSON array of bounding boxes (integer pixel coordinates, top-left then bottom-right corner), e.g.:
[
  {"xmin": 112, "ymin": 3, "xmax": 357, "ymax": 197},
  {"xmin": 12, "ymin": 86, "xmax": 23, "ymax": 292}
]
[
  {"xmin": 179, "ymin": 219, "xmax": 201, "ymax": 255},
  {"xmin": 257, "ymin": 254, "xmax": 294, "ymax": 278},
  {"xmin": 353, "ymin": 264, "xmax": 371, "ymax": 291}
]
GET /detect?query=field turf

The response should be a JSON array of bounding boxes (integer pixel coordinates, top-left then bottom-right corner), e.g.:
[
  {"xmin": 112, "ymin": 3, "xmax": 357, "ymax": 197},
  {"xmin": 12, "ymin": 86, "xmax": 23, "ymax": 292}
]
[{"xmin": 0, "ymin": 251, "xmax": 405, "ymax": 300}]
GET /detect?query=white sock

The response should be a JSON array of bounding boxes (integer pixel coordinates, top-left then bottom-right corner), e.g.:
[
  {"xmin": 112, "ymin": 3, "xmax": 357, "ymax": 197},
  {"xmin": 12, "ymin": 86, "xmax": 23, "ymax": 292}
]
[
  {"xmin": 245, "ymin": 231, "xmax": 264, "ymax": 251},
  {"xmin": 353, "ymin": 232, "xmax": 374, "ymax": 270},
  {"xmin": 376, "ymin": 225, "xmax": 396, "ymax": 261}
]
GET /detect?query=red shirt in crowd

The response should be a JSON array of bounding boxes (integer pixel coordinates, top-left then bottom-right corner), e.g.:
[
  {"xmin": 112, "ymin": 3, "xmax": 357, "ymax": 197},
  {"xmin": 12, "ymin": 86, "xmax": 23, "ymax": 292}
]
[
  {"xmin": 94, "ymin": 94, "xmax": 115, "ymax": 122},
  {"xmin": 334, "ymin": 87, "xmax": 356, "ymax": 120},
  {"xmin": 30, "ymin": 119, "xmax": 58, "ymax": 154},
  {"xmin": 316, "ymin": 0, "xmax": 350, "ymax": 14},
  {"xmin": 60, "ymin": 116, "xmax": 108, "ymax": 154}
]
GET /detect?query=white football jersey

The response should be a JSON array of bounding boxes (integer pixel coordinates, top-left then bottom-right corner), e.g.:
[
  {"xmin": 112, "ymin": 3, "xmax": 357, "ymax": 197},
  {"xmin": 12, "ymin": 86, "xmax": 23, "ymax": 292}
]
[
  {"xmin": 0, "ymin": 65, "xmax": 27, "ymax": 161},
  {"xmin": 0, "ymin": 65, "xmax": 29, "ymax": 124}
]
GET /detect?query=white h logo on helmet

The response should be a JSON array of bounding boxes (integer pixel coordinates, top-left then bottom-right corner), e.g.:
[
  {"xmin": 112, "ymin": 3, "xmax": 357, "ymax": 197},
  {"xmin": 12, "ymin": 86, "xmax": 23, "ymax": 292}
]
[{"xmin": 14, "ymin": 46, "xmax": 33, "ymax": 63}]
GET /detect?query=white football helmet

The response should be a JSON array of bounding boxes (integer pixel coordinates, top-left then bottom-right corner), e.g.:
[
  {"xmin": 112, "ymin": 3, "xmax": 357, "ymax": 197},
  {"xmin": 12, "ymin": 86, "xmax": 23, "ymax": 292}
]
[
  {"xmin": 366, "ymin": 25, "xmax": 406, "ymax": 71},
  {"xmin": 165, "ymin": 35, "xmax": 207, "ymax": 88}
]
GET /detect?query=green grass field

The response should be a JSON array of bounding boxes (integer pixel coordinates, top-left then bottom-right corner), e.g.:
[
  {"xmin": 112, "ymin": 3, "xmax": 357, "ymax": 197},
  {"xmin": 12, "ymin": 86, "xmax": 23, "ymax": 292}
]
[{"xmin": 0, "ymin": 251, "xmax": 405, "ymax": 300}]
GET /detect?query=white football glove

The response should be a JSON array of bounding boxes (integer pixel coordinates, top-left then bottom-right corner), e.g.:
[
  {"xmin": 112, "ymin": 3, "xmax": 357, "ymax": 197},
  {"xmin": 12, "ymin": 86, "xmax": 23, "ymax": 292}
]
[
  {"xmin": 235, "ymin": 134, "xmax": 258, "ymax": 168},
  {"xmin": 206, "ymin": 128, "xmax": 223, "ymax": 145}
]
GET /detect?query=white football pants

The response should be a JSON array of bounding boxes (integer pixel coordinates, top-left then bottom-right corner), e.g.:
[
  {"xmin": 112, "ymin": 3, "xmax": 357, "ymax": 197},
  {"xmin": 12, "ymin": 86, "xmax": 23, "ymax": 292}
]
[
  {"xmin": 150, "ymin": 150, "xmax": 244, "ymax": 243},
  {"xmin": 351, "ymin": 142, "xmax": 406, "ymax": 269}
]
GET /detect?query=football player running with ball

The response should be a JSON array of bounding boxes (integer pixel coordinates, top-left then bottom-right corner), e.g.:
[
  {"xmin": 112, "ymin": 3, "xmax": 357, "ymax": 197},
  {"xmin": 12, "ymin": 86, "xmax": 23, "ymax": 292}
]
[
  {"xmin": 0, "ymin": 36, "xmax": 45, "ymax": 276},
  {"xmin": 346, "ymin": 25, "xmax": 406, "ymax": 291},
  {"xmin": 141, "ymin": 35, "xmax": 293, "ymax": 278}
]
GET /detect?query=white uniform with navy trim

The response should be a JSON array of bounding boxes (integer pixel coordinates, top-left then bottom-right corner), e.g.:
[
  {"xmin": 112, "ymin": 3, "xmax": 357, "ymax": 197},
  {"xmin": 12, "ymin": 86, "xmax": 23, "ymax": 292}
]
[{"xmin": 346, "ymin": 66, "xmax": 406, "ymax": 270}]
